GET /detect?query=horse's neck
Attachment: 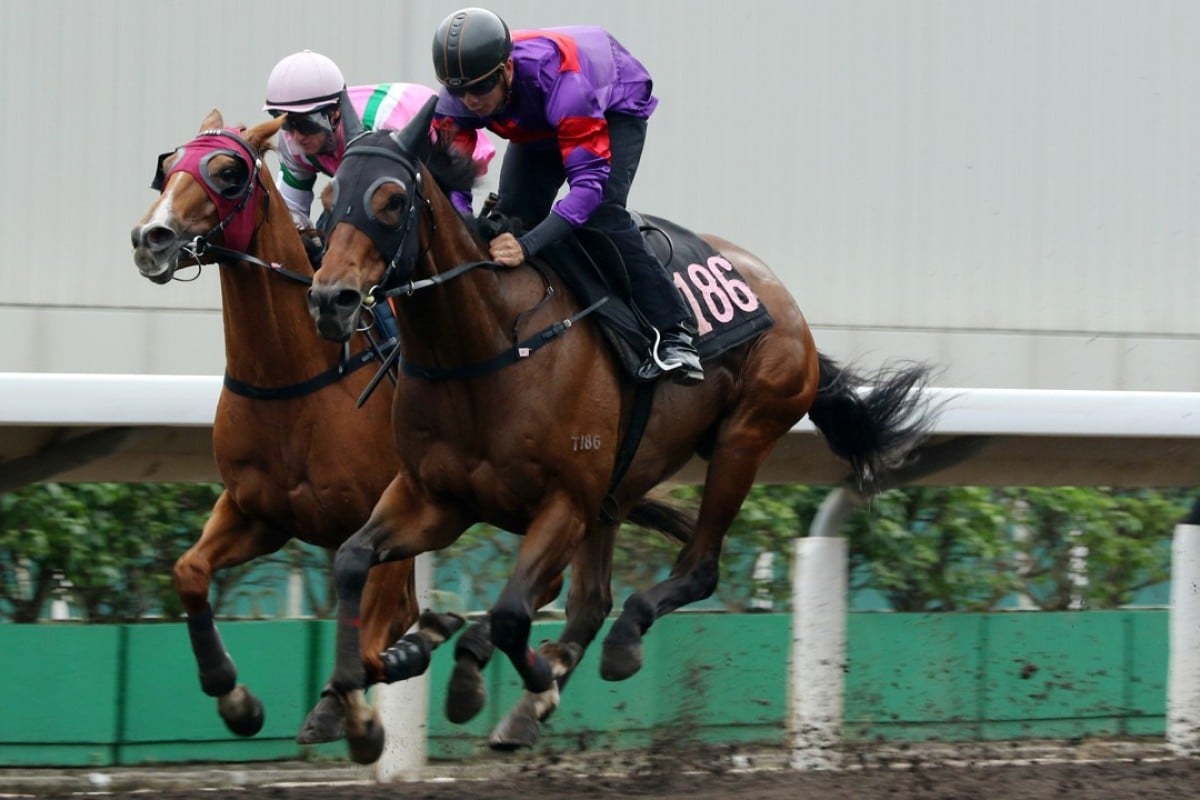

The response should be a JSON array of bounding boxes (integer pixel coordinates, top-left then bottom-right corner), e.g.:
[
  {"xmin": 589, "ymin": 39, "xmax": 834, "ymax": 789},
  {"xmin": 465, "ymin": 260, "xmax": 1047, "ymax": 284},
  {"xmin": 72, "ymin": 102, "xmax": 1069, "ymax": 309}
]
[
  {"xmin": 218, "ymin": 200, "xmax": 334, "ymax": 382},
  {"xmin": 395, "ymin": 202, "xmax": 519, "ymax": 367}
]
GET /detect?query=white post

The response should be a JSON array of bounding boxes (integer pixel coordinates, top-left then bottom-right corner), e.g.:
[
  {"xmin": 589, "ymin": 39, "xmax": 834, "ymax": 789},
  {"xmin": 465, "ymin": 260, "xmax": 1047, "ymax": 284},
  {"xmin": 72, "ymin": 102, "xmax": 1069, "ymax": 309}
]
[
  {"xmin": 286, "ymin": 567, "xmax": 304, "ymax": 618},
  {"xmin": 374, "ymin": 553, "xmax": 434, "ymax": 782},
  {"xmin": 789, "ymin": 488, "xmax": 855, "ymax": 770},
  {"xmin": 1168, "ymin": 523, "xmax": 1200, "ymax": 755}
]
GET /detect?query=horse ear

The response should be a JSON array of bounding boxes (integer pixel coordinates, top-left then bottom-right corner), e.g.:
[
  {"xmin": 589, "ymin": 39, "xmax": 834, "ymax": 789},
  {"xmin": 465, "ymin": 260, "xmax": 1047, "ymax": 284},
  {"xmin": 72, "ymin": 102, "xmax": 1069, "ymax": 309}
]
[
  {"xmin": 394, "ymin": 95, "xmax": 438, "ymax": 160},
  {"xmin": 245, "ymin": 115, "xmax": 286, "ymax": 151},
  {"xmin": 201, "ymin": 109, "xmax": 224, "ymax": 132}
]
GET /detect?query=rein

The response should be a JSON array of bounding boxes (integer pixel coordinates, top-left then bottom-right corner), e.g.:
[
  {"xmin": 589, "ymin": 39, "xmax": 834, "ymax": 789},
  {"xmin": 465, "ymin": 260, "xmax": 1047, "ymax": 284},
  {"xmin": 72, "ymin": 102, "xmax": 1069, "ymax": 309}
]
[{"xmin": 181, "ymin": 238, "xmax": 315, "ymax": 286}]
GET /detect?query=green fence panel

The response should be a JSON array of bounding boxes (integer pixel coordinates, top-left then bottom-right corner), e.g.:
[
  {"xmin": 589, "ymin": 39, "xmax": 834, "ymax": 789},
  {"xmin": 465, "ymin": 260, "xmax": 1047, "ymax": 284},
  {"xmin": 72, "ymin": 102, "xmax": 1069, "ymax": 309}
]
[
  {"xmin": 843, "ymin": 613, "xmax": 986, "ymax": 742},
  {"xmin": 427, "ymin": 613, "xmax": 790, "ymax": 759},
  {"xmin": 117, "ymin": 620, "xmax": 331, "ymax": 765},
  {"xmin": 0, "ymin": 610, "xmax": 1173, "ymax": 766},
  {"xmin": 0, "ymin": 624, "xmax": 122, "ymax": 766},
  {"xmin": 1126, "ymin": 611, "xmax": 1168, "ymax": 736},
  {"xmin": 982, "ymin": 612, "xmax": 1131, "ymax": 740}
]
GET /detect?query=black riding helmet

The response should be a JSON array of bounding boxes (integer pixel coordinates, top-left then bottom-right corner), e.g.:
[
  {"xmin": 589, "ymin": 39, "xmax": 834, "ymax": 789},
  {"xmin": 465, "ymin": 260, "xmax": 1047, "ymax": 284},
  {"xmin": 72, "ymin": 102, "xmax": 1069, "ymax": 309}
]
[{"xmin": 433, "ymin": 7, "xmax": 512, "ymax": 88}]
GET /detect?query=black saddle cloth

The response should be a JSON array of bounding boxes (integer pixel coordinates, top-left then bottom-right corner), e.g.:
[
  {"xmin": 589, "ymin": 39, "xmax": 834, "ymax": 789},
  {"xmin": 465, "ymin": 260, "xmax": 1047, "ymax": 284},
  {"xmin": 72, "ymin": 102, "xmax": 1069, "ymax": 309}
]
[{"xmin": 536, "ymin": 214, "xmax": 774, "ymax": 381}]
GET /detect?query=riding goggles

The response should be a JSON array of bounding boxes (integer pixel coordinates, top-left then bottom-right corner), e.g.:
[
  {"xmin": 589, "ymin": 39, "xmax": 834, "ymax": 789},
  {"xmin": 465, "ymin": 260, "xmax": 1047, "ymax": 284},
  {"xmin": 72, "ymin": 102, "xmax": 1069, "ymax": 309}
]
[
  {"xmin": 443, "ymin": 66, "xmax": 503, "ymax": 98},
  {"xmin": 271, "ymin": 108, "xmax": 336, "ymax": 137}
]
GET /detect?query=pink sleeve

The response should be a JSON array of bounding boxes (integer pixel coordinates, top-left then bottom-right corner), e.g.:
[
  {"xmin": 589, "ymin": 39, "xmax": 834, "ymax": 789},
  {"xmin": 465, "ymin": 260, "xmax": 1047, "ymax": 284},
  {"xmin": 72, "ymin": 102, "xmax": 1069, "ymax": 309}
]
[{"xmin": 380, "ymin": 84, "xmax": 495, "ymax": 174}]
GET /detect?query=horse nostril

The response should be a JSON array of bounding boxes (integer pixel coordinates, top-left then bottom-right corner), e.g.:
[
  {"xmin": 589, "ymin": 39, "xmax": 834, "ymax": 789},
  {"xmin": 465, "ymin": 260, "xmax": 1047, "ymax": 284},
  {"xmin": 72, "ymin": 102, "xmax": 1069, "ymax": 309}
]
[
  {"xmin": 143, "ymin": 225, "xmax": 177, "ymax": 252},
  {"xmin": 307, "ymin": 287, "xmax": 363, "ymax": 317},
  {"xmin": 335, "ymin": 289, "xmax": 363, "ymax": 311}
]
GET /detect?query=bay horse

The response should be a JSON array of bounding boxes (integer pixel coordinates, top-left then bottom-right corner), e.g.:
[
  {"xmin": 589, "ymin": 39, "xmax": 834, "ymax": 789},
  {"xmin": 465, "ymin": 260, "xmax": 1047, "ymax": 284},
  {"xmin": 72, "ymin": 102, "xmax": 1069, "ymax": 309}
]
[
  {"xmin": 129, "ymin": 110, "xmax": 467, "ymax": 743},
  {"xmin": 305, "ymin": 99, "xmax": 937, "ymax": 763}
]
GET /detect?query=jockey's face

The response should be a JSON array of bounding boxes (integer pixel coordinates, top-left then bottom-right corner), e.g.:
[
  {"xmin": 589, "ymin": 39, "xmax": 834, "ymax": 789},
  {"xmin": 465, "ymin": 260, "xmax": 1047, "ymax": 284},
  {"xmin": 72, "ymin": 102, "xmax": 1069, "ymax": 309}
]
[
  {"xmin": 291, "ymin": 128, "xmax": 331, "ymax": 155},
  {"xmin": 460, "ymin": 60, "xmax": 512, "ymax": 118},
  {"xmin": 286, "ymin": 108, "xmax": 341, "ymax": 156}
]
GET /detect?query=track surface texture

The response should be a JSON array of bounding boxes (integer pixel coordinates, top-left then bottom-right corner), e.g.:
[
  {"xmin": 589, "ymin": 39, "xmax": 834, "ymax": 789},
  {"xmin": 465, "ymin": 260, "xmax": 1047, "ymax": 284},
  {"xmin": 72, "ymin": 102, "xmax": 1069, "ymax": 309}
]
[{"xmin": 3, "ymin": 742, "xmax": 1198, "ymax": 799}]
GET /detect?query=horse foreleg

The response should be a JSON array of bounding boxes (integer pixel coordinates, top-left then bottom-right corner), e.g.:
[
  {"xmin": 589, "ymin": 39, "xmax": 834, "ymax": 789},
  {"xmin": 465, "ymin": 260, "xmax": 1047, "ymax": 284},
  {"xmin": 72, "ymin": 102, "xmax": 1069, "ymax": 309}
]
[
  {"xmin": 174, "ymin": 492, "xmax": 287, "ymax": 736},
  {"xmin": 447, "ymin": 573, "xmax": 565, "ymax": 725},
  {"xmin": 301, "ymin": 558, "xmax": 445, "ymax": 745},
  {"xmin": 489, "ymin": 498, "xmax": 586, "ymax": 697},
  {"xmin": 315, "ymin": 476, "xmax": 465, "ymax": 764},
  {"xmin": 488, "ymin": 525, "xmax": 614, "ymax": 749},
  {"xmin": 487, "ymin": 640, "xmax": 581, "ymax": 750}
]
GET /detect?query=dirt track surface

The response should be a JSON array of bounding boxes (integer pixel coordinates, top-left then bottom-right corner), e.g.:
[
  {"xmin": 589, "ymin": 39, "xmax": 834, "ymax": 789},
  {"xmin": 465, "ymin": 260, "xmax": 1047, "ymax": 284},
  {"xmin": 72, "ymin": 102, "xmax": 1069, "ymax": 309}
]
[
  {"xmin": 6, "ymin": 744, "xmax": 1200, "ymax": 800},
  {"xmin": 9, "ymin": 761, "xmax": 1200, "ymax": 800}
]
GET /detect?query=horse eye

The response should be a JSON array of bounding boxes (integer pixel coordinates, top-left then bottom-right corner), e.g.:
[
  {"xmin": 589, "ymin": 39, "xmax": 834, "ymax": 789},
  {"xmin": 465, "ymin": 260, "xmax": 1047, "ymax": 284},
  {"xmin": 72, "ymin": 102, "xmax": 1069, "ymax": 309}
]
[
  {"xmin": 371, "ymin": 184, "xmax": 407, "ymax": 228},
  {"xmin": 218, "ymin": 166, "xmax": 243, "ymax": 184}
]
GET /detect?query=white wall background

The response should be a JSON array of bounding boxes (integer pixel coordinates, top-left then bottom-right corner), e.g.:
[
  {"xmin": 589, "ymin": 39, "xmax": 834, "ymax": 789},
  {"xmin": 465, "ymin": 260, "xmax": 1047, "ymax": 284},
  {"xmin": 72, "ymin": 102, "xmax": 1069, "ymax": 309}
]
[{"xmin": 3, "ymin": 0, "xmax": 1198, "ymax": 388}]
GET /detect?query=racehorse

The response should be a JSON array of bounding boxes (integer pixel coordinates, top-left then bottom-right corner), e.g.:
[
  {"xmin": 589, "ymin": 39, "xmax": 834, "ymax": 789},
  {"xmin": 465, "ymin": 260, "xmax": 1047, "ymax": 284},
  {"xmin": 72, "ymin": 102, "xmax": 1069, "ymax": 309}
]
[
  {"xmin": 129, "ymin": 110, "xmax": 466, "ymax": 743},
  {"xmin": 305, "ymin": 99, "xmax": 938, "ymax": 763}
]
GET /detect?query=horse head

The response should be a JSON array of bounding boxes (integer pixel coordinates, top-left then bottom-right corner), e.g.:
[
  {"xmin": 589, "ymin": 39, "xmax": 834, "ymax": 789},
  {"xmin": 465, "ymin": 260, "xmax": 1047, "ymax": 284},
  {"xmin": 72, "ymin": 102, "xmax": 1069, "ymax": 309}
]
[
  {"xmin": 131, "ymin": 111, "xmax": 284, "ymax": 283},
  {"xmin": 307, "ymin": 97, "xmax": 485, "ymax": 343}
]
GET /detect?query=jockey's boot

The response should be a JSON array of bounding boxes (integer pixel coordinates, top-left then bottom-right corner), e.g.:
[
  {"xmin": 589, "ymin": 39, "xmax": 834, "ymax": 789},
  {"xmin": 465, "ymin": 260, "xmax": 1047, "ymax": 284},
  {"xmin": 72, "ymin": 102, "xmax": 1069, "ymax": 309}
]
[{"xmin": 636, "ymin": 325, "xmax": 704, "ymax": 385}]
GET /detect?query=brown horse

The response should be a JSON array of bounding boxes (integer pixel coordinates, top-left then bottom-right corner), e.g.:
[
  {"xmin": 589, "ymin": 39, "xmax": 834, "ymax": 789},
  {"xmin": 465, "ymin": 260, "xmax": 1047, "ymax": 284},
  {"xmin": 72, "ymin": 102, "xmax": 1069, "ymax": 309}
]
[
  {"xmin": 129, "ymin": 110, "xmax": 464, "ymax": 743},
  {"xmin": 305, "ymin": 100, "xmax": 938, "ymax": 763}
]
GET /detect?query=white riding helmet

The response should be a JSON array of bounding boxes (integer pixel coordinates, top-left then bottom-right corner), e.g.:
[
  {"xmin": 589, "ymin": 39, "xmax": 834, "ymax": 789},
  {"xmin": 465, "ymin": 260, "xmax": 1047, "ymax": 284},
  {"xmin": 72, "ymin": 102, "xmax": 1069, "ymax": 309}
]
[{"xmin": 263, "ymin": 50, "xmax": 345, "ymax": 113}]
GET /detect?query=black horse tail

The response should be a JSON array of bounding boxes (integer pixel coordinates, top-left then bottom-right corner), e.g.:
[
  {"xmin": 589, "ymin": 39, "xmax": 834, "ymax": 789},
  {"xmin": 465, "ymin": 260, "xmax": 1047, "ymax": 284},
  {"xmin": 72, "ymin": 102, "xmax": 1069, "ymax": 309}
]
[
  {"xmin": 626, "ymin": 497, "xmax": 694, "ymax": 545},
  {"xmin": 807, "ymin": 352, "xmax": 940, "ymax": 494}
]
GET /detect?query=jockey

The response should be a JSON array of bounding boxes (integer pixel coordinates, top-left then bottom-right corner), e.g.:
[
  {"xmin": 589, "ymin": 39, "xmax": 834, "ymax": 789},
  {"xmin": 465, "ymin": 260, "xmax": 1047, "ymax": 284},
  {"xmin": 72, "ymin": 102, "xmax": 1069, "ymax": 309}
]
[
  {"xmin": 263, "ymin": 50, "xmax": 496, "ymax": 230},
  {"xmin": 430, "ymin": 9, "xmax": 703, "ymax": 384}
]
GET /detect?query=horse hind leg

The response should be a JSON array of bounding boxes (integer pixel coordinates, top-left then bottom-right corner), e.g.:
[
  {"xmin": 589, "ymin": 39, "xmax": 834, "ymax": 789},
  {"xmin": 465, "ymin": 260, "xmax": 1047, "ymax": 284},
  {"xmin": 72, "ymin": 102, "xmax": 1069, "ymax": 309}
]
[
  {"xmin": 602, "ymin": 421, "xmax": 794, "ymax": 681},
  {"xmin": 175, "ymin": 493, "xmax": 287, "ymax": 737},
  {"xmin": 488, "ymin": 527, "xmax": 614, "ymax": 749}
]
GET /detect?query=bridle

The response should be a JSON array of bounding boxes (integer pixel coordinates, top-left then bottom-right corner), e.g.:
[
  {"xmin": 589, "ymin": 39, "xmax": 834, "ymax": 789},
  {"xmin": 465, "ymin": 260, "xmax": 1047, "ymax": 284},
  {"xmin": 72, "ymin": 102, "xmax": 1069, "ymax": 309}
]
[
  {"xmin": 149, "ymin": 127, "xmax": 396, "ymax": 399},
  {"xmin": 324, "ymin": 130, "xmax": 431, "ymax": 303},
  {"xmin": 151, "ymin": 129, "xmax": 267, "ymax": 259}
]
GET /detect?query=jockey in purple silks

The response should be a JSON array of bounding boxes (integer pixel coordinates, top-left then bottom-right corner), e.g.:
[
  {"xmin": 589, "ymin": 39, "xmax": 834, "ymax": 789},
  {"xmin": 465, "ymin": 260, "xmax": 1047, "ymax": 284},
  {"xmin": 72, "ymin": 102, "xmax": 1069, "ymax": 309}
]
[{"xmin": 430, "ymin": 8, "xmax": 703, "ymax": 384}]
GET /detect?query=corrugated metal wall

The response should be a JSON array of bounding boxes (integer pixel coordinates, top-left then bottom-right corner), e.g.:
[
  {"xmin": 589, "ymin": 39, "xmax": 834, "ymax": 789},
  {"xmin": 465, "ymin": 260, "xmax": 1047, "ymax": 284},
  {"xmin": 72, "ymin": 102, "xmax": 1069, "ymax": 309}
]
[{"xmin": 4, "ymin": 0, "xmax": 1198, "ymax": 387}]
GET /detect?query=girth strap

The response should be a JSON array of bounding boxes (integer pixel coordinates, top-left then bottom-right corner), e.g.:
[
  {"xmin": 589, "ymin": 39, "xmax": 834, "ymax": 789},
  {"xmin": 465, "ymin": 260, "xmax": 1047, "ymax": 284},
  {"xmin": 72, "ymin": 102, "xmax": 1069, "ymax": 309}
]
[{"xmin": 599, "ymin": 382, "xmax": 657, "ymax": 526}]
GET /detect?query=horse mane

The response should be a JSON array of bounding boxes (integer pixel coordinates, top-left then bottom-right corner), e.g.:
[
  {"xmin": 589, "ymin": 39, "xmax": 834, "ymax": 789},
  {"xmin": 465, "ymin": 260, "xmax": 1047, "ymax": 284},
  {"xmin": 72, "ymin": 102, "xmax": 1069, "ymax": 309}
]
[{"xmin": 426, "ymin": 131, "xmax": 480, "ymax": 197}]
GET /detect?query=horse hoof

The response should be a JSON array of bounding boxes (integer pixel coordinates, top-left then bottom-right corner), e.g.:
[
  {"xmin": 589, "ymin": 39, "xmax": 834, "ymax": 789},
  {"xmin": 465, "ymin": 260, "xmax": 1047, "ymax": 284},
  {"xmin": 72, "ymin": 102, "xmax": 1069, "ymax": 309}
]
[
  {"xmin": 488, "ymin": 708, "xmax": 540, "ymax": 751},
  {"xmin": 599, "ymin": 641, "xmax": 644, "ymax": 682},
  {"xmin": 217, "ymin": 684, "xmax": 265, "ymax": 737},
  {"xmin": 296, "ymin": 693, "xmax": 345, "ymax": 744},
  {"xmin": 446, "ymin": 657, "xmax": 487, "ymax": 724},
  {"xmin": 346, "ymin": 717, "xmax": 386, "ymax": 765}
]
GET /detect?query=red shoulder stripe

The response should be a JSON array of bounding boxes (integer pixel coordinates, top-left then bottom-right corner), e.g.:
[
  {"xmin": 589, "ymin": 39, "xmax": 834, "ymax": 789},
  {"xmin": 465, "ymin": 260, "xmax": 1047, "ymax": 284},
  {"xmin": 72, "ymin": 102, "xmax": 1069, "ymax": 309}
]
[{"xmin": 512, "ymin": 29, "xmax": 581, "ymax": 73}]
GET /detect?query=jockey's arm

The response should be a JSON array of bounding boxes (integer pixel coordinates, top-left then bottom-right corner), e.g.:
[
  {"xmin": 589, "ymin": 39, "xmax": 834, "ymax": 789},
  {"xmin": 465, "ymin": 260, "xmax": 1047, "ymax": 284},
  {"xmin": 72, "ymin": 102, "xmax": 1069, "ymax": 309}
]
[{"xmin": 278, "ymin": 179, "xmax": 316, "ymax": 229}]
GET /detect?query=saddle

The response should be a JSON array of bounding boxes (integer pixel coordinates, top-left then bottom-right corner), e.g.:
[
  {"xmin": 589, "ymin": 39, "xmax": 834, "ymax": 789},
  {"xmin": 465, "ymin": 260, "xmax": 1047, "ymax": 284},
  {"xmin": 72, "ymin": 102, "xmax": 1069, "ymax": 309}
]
[{"xmin": 476, "ymin": 207, "xmax": 774, "ymax": 382}]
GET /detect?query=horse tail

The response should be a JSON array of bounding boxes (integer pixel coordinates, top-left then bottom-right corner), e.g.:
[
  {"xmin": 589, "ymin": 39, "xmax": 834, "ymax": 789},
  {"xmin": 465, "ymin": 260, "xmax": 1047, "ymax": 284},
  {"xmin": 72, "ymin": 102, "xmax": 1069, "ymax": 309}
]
[
  {"xmin": 807, "ymin": 352, "xmax": 939, "ymax": 494},
  {"xmin": 626, "ymin": 497, "xmax": 694, "ymax": 545}
]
